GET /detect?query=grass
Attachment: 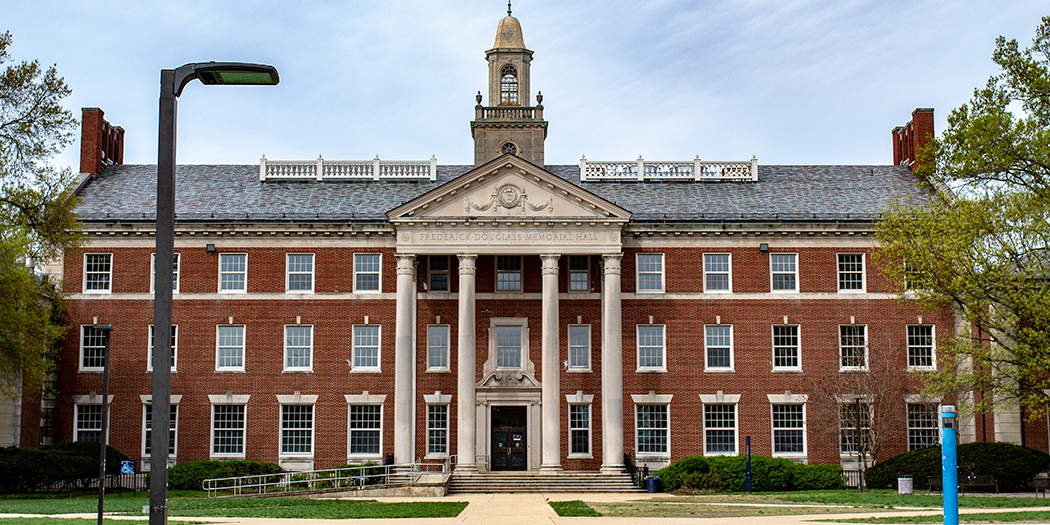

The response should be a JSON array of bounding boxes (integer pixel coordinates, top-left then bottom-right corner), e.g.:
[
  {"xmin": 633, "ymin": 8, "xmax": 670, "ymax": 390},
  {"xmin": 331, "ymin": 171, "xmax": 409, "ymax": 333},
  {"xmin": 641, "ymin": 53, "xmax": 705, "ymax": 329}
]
[
  {"xmin": 0, "ymin": 491, "xmax": 467, "ymax": 519},
  {"xmin": 775, "ymin": 490, "xmax": 1050, "ymax": 508},
  {"xmin": 823, "ymin": 510, "xmax": 1050, "ymax": 523},
  {"xmin": 0, "ymin": 521, "xmax": 210, "ymax": 525},
  {"xmin": 548, "ymin": 500, "xmax": 600, "ymax": 517}
]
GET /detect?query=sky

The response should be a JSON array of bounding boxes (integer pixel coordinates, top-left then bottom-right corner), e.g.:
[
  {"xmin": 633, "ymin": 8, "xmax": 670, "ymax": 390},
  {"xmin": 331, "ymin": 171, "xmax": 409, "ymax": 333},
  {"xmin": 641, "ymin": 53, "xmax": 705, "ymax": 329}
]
[{"xmin": 5, "ymin": 1, "xmax": 1047, "ymax": 170}]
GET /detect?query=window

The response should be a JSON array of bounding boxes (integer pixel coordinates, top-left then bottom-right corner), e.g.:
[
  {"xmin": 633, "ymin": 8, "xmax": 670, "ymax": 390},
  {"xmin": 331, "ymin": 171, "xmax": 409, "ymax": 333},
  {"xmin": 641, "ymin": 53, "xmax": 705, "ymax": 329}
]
[
  {"xmin": 907, "ymin": 404, "xmax": 939, "ymax": 450},
  {"xmin": 569, "ymin": 404, "xmax": 591, "ymax": 455},
  {"xmin": 704, "ymin": 325, "xmax": 733, "ymax": 370},
  {"xmin": 501, "ymin": 142, "xmax": 517, "ymax": 155},
  {"xmin": 150, "ymin": 252, "xmax": 180, "ymax": 293},
  {"xmin": 427, "ymin": 325, "xmax": 450, "ymax": 371},
  {"xmin": 427, "ymin": 404, "xmax": 448, "ymax": 455},
  {"xmin": 348, "ymin": 405, "xmax": 382, "ymax": 457},
  {"xmin": 568, "ymin": 325, "xmax": 590, "ymax": 370},
  {"xmin": 569, "ymin": 255, "xmax": 589, "ymax": 292},
  {"xmin": 703, "ymin": 253, "xmax": 731, "ymax": 292},
  {"xmin": 636, "ymin": 325, "xmax": 665, "ymax": 371},
  {"xmin": 770, "ymin": 253, "xmax": 797, "ymax": 291},
  {"xmin": 281, "ymin": 405, "xmax": 314, "ymax": 455},
  {"xmin": 352, "ymin": 325, "xmax": 380, "ymax": 371},
  {"xmin": 636, "ymin": 404, "xmax": 668, "ymax": 455},
  {"xmin": 704, "ymin": 404, "xmax": 737, "ymax": 455},
  {"xmin": 837, "ymin": 253, "xmax": 865, "ymax": 291},
  {"xmin": 284, "ymin": 325, "xmax": 313, "ymax": 371},
  {"xmin": 636, "ymin": 253, "xmax": 664, "ymax": 293},
  {"xmin": 839, "ymin": 401, "xmax": 872, "ymax": 454},
  {"xmin": 908, "ymin": 325, "xmax": 935, "ymax": 369},
  {"xmin": 144, "ymin": 404, "xmax": 177, "ymax": 456},
  {"xmin": 286, "ymin": 253, "xmax": 314, "ymax": 293},
  {"xmin": 495, "ymin": 325, "xmax": 522, "ymax": 368},
  {"xmin": 839, "ymin": 325, "xmax": 867, "ymax": 370},
  {"xmin": 212, "ymin": 404, "xmax": 246, "ymax": 456},
  {"xmin": 428, "ymin": 256, "xmax": 449, "ymax": 292},
  {"xmin": 83, "ymin": 253, "xmax": 112, "ymax": 293},
  {"xmin": 772, "ymin": 404, "xmax": 805, "ymax": 456},
  {"xmin": 353, "ymin": 253, "xmax": 381, "ymax": 292},
  {"xmin": 772, "ymin": 325, "xmax": 800, "ymax": 370},
  {"xmin": 496, "ymin": 256, "xmax": 522, "ymax": 292},
  {"xmin": 219, "ymin": 253, "xmax": 247, "ymax": 292},
  {"xmin": 80, "ymin": 325, "xmax": 106, "ymax": 371},
  {"xmin": 216, "ymin": 325, "xmax": 245, "ymax": 371},
  {"xmin": 500, "ymin": 63, "xmax": 518, "ymax": 105},
  {"xmin": 75, "ymin": 404, "xmax": 103, "ymax": 442},
  {"xmin": 148, "ymin": 324, "xmax": 178, "ymax": 372}
]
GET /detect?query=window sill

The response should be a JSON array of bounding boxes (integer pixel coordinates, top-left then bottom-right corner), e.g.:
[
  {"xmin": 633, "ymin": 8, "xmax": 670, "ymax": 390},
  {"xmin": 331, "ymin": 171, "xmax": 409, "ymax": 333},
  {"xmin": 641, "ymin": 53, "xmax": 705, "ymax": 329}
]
[
  {"xmin": 771, "ymin": 368, "xmax": 803, "ymax": 374},
  {"xmin": 283, "ymin": 369, "xmax": 314, "ymax": 374},
  {"xmin": 215, "ymin": 369, "xmax": 246, "ymax": 374},
  {"xmin": 704, "ymin": 368, "xmax": 735, "ymax": 373},
  {"xmin": 285, "ymin": 291, "xmax": 315, "ymax": 295},
  {"xmin": 567, "ymin": 453, "xmax": 593, "ymax": 459},
  {"xmin": 839, "ymin": 367, "xmax": 869, "ymax": 373},
  {"xmin": 353, "ymin": 289, "xmax": 382, "ymax": 294},
  {"xmin": 635, "ymin": 290, "xmax": 665, "ymax": 294},
  {"xmin": 424, "ymin": 453, "xmax": 449, "ymax": 460},
  {"xmin": 907, "ymin": 366, "xmax": 936, "ymax": 372},
  {"xmin": 346, "ymin": 454, "xmax": 383, "ymax": 462},
  {"xmin": 425, "ymin": 368, "xmax": 452, "ymax": 374},
  {"xmin": 635, "ymin": 368, "xmax": 667, "ymax": 374},
  {"xmin": 147, "ymin": 370, "xmax": 178, "ymax": 373},
  {"xmin": 211, "ymin": 455, "xmax": 246, "ymax": 460},
  {"xmin": 78, "ymin": 369, "xmax": 104, "ymax": 374},
  {"xmin": 350, "ymin": 368, "xmax": 382, "ymax": 374},
  {"xmin": 82, "ymin": 290, "xmax": 112, "ymax": 294},
  {"xmin": 704, "ymin": 290, "xmax": 732, "ymax": 294},
  {"xmin": 566, "ymin": 368, "xmax": 592, "ymax": 374},
  {"xmin": 704, "ymin": 451, "xmax": 738, "ymax": 457},
  {"xmin": 218, "ymin": 290, "xmax": 248, "ymax": 295}
]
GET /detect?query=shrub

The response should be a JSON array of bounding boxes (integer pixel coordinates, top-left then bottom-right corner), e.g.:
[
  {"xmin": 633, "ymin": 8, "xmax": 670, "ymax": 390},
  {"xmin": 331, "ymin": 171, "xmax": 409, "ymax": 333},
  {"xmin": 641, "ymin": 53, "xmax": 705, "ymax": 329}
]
[
  {"xmin": 167, "ymin": 460, "xmax": 283, "ymax": 491},
  {"xmin": 654, "ymin": 454, "xmax": 844, "ymax": 493},
  {"xmin": 865, "ymin": 442, "xmax": 1050, "ymax": 491},
  {"xmin": 654, "ymin": 456, "xmax": 709, "ymax": 491},
  {"xmin": 0, "ymin": 442, "xmax": 129, "ymax": 493},
  {"xmin": 793, "ymin": 463, "xmax": 847, "ymax": 490}
]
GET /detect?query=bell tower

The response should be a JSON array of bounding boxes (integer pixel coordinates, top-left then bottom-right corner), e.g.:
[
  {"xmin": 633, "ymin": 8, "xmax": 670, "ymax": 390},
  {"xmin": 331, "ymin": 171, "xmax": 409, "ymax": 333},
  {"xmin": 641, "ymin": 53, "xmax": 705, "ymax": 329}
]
[{"xmin": 471, "ymin": 7, "xmax": 548, "ymax": 166}]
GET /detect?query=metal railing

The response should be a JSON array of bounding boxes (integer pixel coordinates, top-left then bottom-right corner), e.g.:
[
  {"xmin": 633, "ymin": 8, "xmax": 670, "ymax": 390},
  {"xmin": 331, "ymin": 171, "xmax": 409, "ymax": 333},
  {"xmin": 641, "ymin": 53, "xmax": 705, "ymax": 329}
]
[
  {"xmin": 842, "ymin": 469, "xmax": 865, "ymax": 488},
  {"xmin": 474, "ymin": 106, "xmax": 543, "ymax": 120},
  {"xmin": 202, "ymin": 460, "xmax": 451, "ymax": 497},
  {"xmin": 580, "ymin": 155, "xmax": 758, "ymax": 182},
  {"xmin": 260, "ymin": 155, "xmax": 437, "ymax": 182}
]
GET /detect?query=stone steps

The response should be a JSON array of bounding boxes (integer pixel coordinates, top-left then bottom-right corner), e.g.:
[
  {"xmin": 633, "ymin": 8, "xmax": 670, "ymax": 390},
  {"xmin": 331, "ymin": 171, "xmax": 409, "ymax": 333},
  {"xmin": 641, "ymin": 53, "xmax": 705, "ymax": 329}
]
[{"xmin": 448, "ymin": 471, "xmax": 643, "ymax": 493}]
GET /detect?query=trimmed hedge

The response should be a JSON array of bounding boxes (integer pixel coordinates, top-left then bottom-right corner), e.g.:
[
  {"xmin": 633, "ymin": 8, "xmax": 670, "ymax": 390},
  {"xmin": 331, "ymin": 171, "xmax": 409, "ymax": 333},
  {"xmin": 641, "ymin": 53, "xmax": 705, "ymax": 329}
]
[
  {"xmin": 655, "ymin": 455, "xmax": 844, "ymax": 492},
  {"xmin": 167, "ymin": 460, "xmax": 283, "ymax": 491},
  {"xmin": 866, "ymin": 442, "xmax": 1050, "ymax": 491},
  {"xmin": 0, "ymin": 442, "xmax": 129, "ymax": 493}
]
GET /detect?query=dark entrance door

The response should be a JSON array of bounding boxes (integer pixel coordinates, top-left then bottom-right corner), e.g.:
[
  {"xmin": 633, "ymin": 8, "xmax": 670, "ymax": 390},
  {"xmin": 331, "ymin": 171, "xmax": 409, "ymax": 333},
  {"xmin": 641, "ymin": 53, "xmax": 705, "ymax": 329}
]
[{"xmin": 490, "ymin": 405, "xmax": 527, "ymax": 471}]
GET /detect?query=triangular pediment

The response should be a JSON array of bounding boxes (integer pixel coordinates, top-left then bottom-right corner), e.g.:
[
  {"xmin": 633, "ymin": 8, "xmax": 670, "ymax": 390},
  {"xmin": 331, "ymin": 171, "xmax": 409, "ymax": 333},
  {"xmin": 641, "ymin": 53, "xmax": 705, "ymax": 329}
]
[{"xmin": 387, "ymin": 154, "xmax": 632, "ymax": 222}]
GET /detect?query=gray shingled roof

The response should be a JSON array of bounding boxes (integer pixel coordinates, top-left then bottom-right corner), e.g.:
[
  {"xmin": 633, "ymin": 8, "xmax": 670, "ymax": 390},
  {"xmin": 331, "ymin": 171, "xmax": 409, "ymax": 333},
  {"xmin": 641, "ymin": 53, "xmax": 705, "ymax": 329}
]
[{"xmin": 75, "ymin": 164, "xmax": 929, "ymax": 223}]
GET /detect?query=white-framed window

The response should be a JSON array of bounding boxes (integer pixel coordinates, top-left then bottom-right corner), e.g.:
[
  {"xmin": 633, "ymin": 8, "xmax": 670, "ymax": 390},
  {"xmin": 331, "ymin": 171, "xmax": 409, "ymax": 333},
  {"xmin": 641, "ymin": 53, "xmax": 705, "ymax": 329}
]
[
  {"xmin": 569, "ymin": 255, "xmax": 590, "ymax": 292},
  {"xmin": 496, "ymin": 255, "xmax": 522, "ymax": 292},
  {"xmin": 74, "ymin": 404, "xmax": 104, "ymax": 442},
  {"xmin": 770, "ymin": 253, "xmax": 798, "ymax": 292},
  {"xmin": 907, "ymin": 403, "xmax": 939, "ymax": 450},
  {"xmin": 427, "ymin": 325, "xmax": 450, "ymax": 371},
  {"xmin": 427, "ymin": 404, "xmax": 448, "ymax": 456},
  {"xmin": 212, "ymin": 404, "xmax": 246, "ymax": 457},
  {"xmin": 143, "ymin": 403, "xmax": 178, "ymax": 457},
  {"xmin": 771, "ymin": 404, "xmax": 806, "ymax": 457},
  {"xmin": 635, "ymin": 404, "xmax": 669, "ymax": 455},
  {"xmin": 284, "ymin": 325, "xmax": 313, "ymax": 372},
  {"xmin": 80, "ymin": 325, "xmax": 106, "ymax": 371},
  {"xmin": 348, "ymin": 404, "xmax": 382, "ymax": 458},
  {"xmin": 907, "ymin": 325, "xmax": 935, "ymax": 369},
  {"xmin": 636, "ymin": 325, "xmax": 666, "ymax": 372},
  {"xmin": 286, "ymin": 253, "xmax": 314, "ymax": 293},
  {"xmin": 569, "ymin": 404, "xmax": 591, "ymax": 456},
  {"xmin": 219, "ymin": 253, "xmax": 247, "ymax": 293},
  {"xmin": 839, "ymin": 400, "xmax": 872, "ymax": 455},
  {"xmin": 839, "ymin": 325, "xmax": 867, "ymax": 370},
  {"xmin": 837, "ymin": 253, "xmax": 865, "ymax": 292},
  {"xmin": 353, "ymin": 253, "xmax": 381, "ymax": 292},
  {"xmin": 216, "ymin": 325, "xmax": 246, "ymax": 371},
  {"xmin": 83, "ymin": 253, "xmax": 112, "ymax": 293},
  {"xmin": 150, "ymin": 252, "xmax": 180, "ymax": 293},
  {"xmin": 704, "ymin": 404, "xmax": 737, "ymax": 455},
  {"xmin": 568, "ymin": 325, "xmax": 591, "ymax": 371},
  {"xmin": 148, "ymin": 324, "xmax": 178, "ymax": 372},
  {"xmin": 352, "ymin": 325, "xmax": 381, "ymax": 371},
  {"xmin": 704, "ymin": 325, "xmax": 733, "ymax": 370},
  {"xmin": 772, "ymin": 325, "xmax": 801, "ymax": 371},
  {"xmin": 281, "ymin": 404, "xmax": 314, "ymax": 456},
  {"xmin": 703, "ymin": 253, "xmax": 731, "ymax": 293},
  {"xmin": 636, "ymin": 253, "xmax": 664, "ymax": 293},
  {"xmin": 495, "ymin": 325, "xmax": 523, "ymax": 368},
  {"xmin": 428, "ymin": 256, "xmax": 449, "ymax": 292}
]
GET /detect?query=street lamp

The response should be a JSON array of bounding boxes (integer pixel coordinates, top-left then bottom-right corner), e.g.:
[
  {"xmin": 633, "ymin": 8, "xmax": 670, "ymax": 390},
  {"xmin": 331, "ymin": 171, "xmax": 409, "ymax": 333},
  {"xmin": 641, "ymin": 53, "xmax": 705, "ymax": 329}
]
[
  {"xmin": 93, "ymin": 323, "xmax": 112, "ymax": 525},
  {"xmin": 152, "ymin": 61, "xmax": 278, "ymax": 525}
]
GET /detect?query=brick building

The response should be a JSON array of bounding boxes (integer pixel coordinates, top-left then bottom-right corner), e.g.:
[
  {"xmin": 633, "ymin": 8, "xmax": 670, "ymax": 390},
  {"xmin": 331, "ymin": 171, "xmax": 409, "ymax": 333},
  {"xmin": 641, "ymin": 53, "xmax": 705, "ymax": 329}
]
[{"xmin": 38, "ymin": 12, "xmax": 1047, "ymax": 477}]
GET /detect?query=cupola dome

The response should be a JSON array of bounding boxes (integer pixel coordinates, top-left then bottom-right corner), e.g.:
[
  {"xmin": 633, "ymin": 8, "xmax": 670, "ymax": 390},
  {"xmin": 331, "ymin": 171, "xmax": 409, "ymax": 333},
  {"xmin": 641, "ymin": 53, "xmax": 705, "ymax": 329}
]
[{"xmin": 493, "ymin": 16, "xmax": 525, "ymax": 48}]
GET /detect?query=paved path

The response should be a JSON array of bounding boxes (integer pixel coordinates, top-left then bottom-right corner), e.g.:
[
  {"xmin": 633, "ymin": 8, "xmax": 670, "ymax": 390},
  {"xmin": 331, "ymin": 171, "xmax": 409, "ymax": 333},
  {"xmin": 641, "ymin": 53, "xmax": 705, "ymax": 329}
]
[{"xmin": 3, "ymin": 493, "xmax": 1050, "ymax": 524}]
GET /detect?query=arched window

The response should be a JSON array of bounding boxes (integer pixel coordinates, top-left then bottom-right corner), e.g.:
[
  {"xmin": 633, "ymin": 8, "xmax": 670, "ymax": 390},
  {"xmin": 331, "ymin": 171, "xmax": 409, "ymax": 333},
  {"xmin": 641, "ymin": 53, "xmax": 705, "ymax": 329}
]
[
  {"xmin": 501, "ymin": 142, "xmax": 517, "ymax": 155},
  {"xmin": 500, "ymin": 64, "xmax": 518, "ymax": 105}
]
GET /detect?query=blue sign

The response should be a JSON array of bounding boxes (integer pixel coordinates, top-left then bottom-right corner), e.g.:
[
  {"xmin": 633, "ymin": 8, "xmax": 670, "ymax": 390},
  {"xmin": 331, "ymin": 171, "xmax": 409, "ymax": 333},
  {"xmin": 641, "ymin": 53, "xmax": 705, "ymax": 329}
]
[{"xmin": 120, "ymin": 460, "xmax": 136, "ymax": 474}]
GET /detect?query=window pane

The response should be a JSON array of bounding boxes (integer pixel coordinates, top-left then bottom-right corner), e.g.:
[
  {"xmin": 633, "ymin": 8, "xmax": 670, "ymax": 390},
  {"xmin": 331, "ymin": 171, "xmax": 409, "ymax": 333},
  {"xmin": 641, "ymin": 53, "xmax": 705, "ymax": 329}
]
[
  {"xmin": 637, "ymin": 325, "xmax": 664, "ymax": 369},
  {"xmin": 636, "ymin": 405, "xmax": 668, "ymax": 454},
  {"xmin": 213, "ymin": 405, "xmax": 245, "ymax": 454},
  {"xmin": 908, "ymin": 404, "xmax": 938, "ymax": 450},
  {"xmin": 285, "ymin": 326, "xmax": 312, "ymax": 369},
  {"xmin": 772, "ymin": 405, "xmax": 804, "ymax": 453},
  {"xmin": 771, "ymin": 254, "xmax": 797, "ymax": 291},
  {"xmin": 838, "ymin": 254, "xmax": 864, "ymax": 290},
  {"xmin": 570, "ymin": 404, "xmax": 590, "ymax": 454},
  {"xmin": 704, "ymin": 254, "xmax": 730, "ymax": 291},
  {"xmin": 496, "ymin": 256, "xmax": 522, "ymax": 291},
  {"xmin": 220, "ymin": 254, "xmax": 246, "ymax": 291},
  {"xmin": 217, "ymin": 326, "xmax": 245, "ymax": 369},
  {"xmin": 705, "ymin": 404, "xmax": 736, "ymax": 453},
  {"xmin": 705, "ymin": 326, "xmax": 732, "ymax": 368},
  {"xmin": 82, "ymin": 326, "xmax": 106, "ymax": 369},
  {"xmin": 287, "ymin": 254, "xmax": 313, "ymax": 291},
  {"xmin": 637, "ymin": 254, "xmax": 663, "ymax": 291},
  {"xmin": 144, "ymin": 404, "xmax": 177, "ymax": 456},
  {"xmin": 427, "ymin": 405, "xmax": 448, "ymax": 454},
  {"xmin": 773, "ymin": 325, "xmax": 799, "ymax": 369},
  {"xmin": 569, "ymin": 325, "xmax": 589, "ymax": 368},
  {"xmin": 353, "ymin": 326, "xmax": 380, "ymax": 369},
  {"xmin": 908, "ymin": 325, "xmax": 934, "ymax": 368},
  {"xmin": 85, "ymin": 254, "xmax": 111, "ymax": 291},
  {"xmin": 281, "ymin": 405, "xmax": 313, "ymax": 454},
  {"xmin": 840, "ymin": 325, "xmax": 866, "ymax": 368},
  {"xmin": 349, "ymin": 405, "xmax": 381, "ymax": 455},
  {"xmin": 428, "ymin": 326, "xmax": 449, "ymax": 369},
  {"xmin": 76, "ymin": 405, "xmax": 103, "ymax": 442},
  {"xmin": 355, "ymin": 254, "xmax": 380, "ymax": 291},
  {"xmin": 496, "ymin": 326, "xmax": 522, "ymax": 368}
]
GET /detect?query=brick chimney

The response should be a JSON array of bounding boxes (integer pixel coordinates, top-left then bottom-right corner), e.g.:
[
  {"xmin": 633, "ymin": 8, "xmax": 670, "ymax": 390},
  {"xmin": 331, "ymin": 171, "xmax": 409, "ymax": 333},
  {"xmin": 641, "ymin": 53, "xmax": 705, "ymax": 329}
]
[
  {"xmin": 892, "ymin": 108, "xmax": 934, "ymax": 167},
  {"xmin": 79, "ymin": 107, "xmax": 124, "ymax": 178}
]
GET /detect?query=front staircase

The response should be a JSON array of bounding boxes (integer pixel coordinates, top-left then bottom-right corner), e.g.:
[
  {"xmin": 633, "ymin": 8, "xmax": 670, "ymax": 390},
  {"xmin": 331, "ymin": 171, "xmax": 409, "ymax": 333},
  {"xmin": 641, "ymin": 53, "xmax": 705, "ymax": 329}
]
[{"xmin": 448, "ymin": 471, "xmax": 643, "ymax": 493}]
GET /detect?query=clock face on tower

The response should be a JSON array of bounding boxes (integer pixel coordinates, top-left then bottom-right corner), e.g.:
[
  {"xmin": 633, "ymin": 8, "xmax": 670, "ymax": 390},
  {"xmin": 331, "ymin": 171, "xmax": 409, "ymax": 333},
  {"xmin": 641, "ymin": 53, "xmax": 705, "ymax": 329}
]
[{"xmin": 502, "ymin": 142, "xmax": 518, "ymax": 155}]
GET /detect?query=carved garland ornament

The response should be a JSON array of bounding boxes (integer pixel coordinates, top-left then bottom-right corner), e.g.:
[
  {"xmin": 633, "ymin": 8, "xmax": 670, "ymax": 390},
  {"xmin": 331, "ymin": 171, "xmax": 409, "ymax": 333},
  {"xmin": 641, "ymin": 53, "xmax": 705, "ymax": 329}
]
[{"xmin": 465, "ymin": 183, "xmax": 553, "ymax": 214}]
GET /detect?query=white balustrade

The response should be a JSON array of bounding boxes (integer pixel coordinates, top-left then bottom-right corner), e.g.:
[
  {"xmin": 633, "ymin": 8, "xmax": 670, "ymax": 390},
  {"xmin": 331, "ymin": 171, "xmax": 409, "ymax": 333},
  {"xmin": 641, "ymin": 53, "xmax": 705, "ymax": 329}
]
[
  {"xmin": 260, "ymin": 155, "xmax": 438, "ymax": 182},
  {"xmin": 579, "ymin": 155, "xmax": 758, "ymax": 182}
]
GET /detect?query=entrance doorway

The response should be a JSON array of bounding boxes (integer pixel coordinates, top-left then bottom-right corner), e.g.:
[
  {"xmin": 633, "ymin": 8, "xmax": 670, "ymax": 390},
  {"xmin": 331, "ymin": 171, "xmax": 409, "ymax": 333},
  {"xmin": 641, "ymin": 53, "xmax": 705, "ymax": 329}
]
[{"xmin": 490, "ymin": 405, "xmax": 527, "ymax": 471}]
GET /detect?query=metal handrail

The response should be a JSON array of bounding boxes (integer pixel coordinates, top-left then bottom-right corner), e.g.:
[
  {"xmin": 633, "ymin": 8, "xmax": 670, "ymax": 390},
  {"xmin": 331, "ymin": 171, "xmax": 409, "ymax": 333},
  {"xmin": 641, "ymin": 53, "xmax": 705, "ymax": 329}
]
[{"xmin": 202, "ymin": 461, "xmax": 445, "ymax": 497}]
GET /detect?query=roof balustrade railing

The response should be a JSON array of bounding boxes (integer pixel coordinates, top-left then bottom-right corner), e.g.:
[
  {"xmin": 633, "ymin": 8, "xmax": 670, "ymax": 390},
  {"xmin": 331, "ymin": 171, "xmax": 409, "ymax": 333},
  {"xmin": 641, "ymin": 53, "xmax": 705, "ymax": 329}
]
[
  {"xmin": 260, "ymin": 155, "xmax": 437, "ymax": 182},
  {"xmin": 580, "ymin": 155, "xmax": 758, "ymax": 182}
]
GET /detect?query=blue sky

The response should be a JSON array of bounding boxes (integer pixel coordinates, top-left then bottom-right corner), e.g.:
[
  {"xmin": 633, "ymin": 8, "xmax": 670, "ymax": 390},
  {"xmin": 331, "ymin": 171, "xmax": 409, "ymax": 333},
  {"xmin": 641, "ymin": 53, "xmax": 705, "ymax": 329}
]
[{"xmin": 5, "ymin": 1, "xmax": 1046, "ymax": 170}]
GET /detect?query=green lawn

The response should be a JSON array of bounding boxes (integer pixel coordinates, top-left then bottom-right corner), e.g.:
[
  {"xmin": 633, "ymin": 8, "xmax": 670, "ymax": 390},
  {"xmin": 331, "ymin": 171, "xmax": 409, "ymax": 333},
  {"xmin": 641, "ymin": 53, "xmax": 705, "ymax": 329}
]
[
  {"xmin": 0, "ymin": 520, "xmax": 210, "ymax": 525},
  {"xmin": 775, "ymin": 490, "xmax": 1050, "ymax": 508},
  {"xmin": 824, "ymin": 511, "xmax": 1050, "ymax": 523}
]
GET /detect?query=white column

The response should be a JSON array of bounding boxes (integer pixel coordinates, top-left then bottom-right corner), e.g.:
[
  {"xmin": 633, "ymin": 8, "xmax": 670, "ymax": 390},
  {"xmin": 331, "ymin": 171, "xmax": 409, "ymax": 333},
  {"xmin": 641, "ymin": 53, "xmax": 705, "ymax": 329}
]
[
  {"xmin": 539, "ymin": 254, "xmax": 562, "ymax": 473},
  {"xmin": 393, "ymin": 254, "xmax": 416, "ymax": 464},
  {"xmin": 601, "ymin": 253, "xmax": 625, "ymax": 473},
  {"xmin": 456, "ymin": 254, "xmax": 478, "ymax": 472}
]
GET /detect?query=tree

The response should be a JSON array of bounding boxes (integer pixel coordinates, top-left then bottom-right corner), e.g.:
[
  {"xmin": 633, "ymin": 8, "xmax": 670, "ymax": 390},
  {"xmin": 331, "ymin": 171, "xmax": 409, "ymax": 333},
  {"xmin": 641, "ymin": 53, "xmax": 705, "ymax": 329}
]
[
  {"xmin": 0, "ymin": 31, "xmax": 81, "ymax": 395},
  {"xmin": 875, "ymin": 17, "xmax": 1050, "ymax": 435}
]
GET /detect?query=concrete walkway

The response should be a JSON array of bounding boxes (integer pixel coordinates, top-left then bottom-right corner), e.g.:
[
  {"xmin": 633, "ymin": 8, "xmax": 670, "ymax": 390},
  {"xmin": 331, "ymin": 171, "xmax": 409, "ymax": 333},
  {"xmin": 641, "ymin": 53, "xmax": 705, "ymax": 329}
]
[{"xmin": 3, "ymin": 493, "xmax": 1050, "ymax": 524}]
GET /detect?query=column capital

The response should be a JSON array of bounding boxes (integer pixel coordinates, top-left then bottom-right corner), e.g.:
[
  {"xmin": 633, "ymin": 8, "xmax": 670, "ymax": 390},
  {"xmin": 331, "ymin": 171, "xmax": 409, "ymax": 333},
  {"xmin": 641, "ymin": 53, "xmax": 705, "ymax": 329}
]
[
  {"xmin": 395, "ymin": 254, "xmax": 416, "ymax": 275},
  {"xmin": 540, "ymin": 253, "xmax": 561, "ymax": 275},
  {"xmin": 457, "ymin": 253, "xmax": 478, "ymax": 275},
  {"xmin": 602, "ymin": 253, "xmax": 623, "ymax": 275}
]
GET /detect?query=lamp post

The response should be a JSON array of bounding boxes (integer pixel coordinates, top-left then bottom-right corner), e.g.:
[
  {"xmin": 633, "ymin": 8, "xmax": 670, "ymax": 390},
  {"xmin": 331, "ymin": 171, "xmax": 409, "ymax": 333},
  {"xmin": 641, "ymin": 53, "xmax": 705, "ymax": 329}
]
[
  {"xmin": 941, "ymin": 405, "xmax": 958, "ymax": 525},
  {"xmin": 855, "ymin": 395, "xmax": 865, "ymax": 493},
  {"xmin": 152, "ymin": 62, "xmax": 278, "ymax": 525},
  {"xmin": 94, "ymin": 323, "xmax": 112, "ymax": 525}
]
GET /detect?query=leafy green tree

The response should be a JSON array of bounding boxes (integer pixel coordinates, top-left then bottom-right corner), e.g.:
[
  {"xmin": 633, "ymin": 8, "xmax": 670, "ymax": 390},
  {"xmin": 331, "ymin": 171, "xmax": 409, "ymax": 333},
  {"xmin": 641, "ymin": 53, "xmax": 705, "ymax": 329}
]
[
  {"xmin": 875, "ymin": 17, "xmax": 1050, "ymax": 437},
  {"xmin": 0, "ymin": 31, "xmax": 81, "ymax": 395}
]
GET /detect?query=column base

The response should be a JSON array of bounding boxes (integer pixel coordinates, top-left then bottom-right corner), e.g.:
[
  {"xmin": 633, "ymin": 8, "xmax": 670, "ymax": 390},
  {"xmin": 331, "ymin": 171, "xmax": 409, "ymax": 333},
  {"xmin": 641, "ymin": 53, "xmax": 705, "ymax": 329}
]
[
  {"xmin": 538, "ymin": 464, "xmax": 564, "ymax": 475},
  {"xmin": 600, "ymin": 465, "xmax": 626, "ymax": 475}
]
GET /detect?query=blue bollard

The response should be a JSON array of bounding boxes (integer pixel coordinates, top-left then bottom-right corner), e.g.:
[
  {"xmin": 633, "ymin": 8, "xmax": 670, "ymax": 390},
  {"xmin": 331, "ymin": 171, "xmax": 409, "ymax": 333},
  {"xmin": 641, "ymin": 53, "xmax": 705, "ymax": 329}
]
[{"xmin": 941, "ymin": 405, "xmax": 958, "ymax": 525}]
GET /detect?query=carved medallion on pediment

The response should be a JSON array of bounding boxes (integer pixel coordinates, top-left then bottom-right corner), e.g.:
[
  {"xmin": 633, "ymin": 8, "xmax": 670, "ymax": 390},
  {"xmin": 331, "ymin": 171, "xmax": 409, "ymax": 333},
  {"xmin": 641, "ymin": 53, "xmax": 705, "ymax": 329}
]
[{"xmin": 465, "ymin": 183, "xmax": 553, "ymax": 214}]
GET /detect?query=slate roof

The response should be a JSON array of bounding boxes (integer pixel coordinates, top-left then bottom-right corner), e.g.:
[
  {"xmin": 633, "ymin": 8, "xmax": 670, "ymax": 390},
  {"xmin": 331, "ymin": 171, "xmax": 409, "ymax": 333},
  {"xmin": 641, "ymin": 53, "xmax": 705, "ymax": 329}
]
[{"xmin": 75, "ymin": 163, "xmax": 929, "ymax": 224}]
